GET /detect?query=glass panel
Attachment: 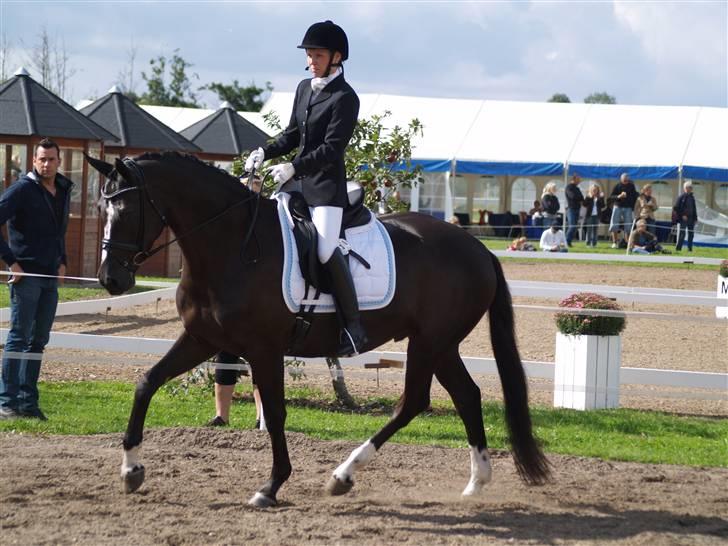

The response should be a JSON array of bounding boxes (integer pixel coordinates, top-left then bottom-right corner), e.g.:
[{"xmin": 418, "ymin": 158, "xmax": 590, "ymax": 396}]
[
  {"xmin": 60, "ymin": 148, "xmax": 84, "ymax": 218},
  {"xmin": 648, "ymin": 181, "xmax": 673, "ymax": 221},
  {"xmin": 510, "ymin": 177, "xmax": 536, "ymax": 214},
  {"xmin": 689, "ymin": 181, "xmax": 707, "ymax": 205},
  {"xmin": 451, "ymin": 175, "xmax": 469, "ymax": 215},
  {"xmin": 715, "ymin": 184, "xmax": 728, "ymax": 212},
  {"xmin": 472, "ymin": 176, "xmax": 500, "ymax": 216},
  {"xmin": 86, "ymin": 145, "xmax": 101, "ymax": 219},
  {"xmin": 12, "ymin": 145, "xmax": 27, "ymax": 179},
  {"xmin": 418, "ymin": 172, "xmax": 447, "ymax": 217}
]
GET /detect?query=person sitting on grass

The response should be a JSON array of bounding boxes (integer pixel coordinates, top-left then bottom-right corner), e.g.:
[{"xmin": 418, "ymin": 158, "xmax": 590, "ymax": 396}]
[
  {"xmin": 507, "ymin": 236, "xmax": 536, "ymax": 252},
  {"xmin": 539, "ymin": 220, "xmax": 568, "ymax": 252},
  {"xmin": 628, "ymin": 219, "xmax": 668, "ymax": 254}
]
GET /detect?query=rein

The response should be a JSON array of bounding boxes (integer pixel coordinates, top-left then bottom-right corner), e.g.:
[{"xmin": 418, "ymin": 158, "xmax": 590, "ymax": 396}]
[{"xmin": 102, "ymin": 158, "xmax": 261, "ymax": 272}]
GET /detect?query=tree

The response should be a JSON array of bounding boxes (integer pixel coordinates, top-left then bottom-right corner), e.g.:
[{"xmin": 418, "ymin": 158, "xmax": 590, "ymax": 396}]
[
  {"xmin": 21, "ymin": 27, "xmax": 76, "ymax": 100},
  {"xmin": 202, "ymin": 79, "xmax": 273, "ymax": 112},
  {"xmin": 584, "ymin": 92, "xmax": 616, "ymax": 104},
  {"xmin": 548, "ymin": 93, "xmax": 571, "ymax": 103},
  {"xmin": 0, "ymin": 34, "xmax": 11, "ymax": 83},
  {"xmin": 116, "ymin": 41, "xmax": 140, "ymax": 101},
  {"xmin": 139, "ymin": 50, "xmax": 200, "ymax": 107}
]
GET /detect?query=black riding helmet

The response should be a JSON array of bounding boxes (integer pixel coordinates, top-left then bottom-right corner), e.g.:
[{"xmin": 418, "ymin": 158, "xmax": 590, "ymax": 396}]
[{"xmin": 298, "ymin": 20, "xmax": 349, "ymax": 75}]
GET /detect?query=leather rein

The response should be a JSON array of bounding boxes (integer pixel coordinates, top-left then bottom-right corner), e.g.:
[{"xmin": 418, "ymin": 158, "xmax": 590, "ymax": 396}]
[{"xmin": 101, "ymin": 158, "xmax": 260, "ymax": 273}]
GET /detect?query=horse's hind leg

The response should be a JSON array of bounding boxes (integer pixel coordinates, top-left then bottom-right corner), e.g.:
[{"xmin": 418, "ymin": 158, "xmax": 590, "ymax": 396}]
[
  {"xmin": 434, "ymin": 348, "xmax": 492, "ymax": 497},
  {"xmin": 121, "ymin": 331, "xmax": 215, "ymax": 493},
  {"xmin": 326, "ymin": 338, "xmax": 436, "ymax": 496}
]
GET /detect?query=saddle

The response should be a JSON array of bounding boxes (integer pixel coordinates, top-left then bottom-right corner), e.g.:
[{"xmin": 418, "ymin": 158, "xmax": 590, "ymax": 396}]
[{"xmin": 286, "ymin": 182, "xmax": 372, "ymax": 294}]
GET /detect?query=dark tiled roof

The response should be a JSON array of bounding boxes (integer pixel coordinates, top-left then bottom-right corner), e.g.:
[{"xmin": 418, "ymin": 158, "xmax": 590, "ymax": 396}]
[
  {"xmin": 0, "ymin": 69, "xmax": 117, "ymax": 141},
  {"xmin": 80, "ymin": 88, "xmax": 200, "ymax": 151},
  {"xmin": 180, "ymin": 105, "xmax": 269, "ymax": 155}
]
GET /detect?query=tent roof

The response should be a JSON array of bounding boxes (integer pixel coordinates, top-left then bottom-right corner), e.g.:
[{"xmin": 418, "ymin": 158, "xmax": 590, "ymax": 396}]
[
  {"xmin": 0, "ymin": 68, "xmax": 117, "ymax": 142},
  {"xmin": 139, "ymin": 105, "xmax": 270, "ymax": 135},
  {"xmin": 80, "ymin": 87, "xmax": 200, "ymax": 151},
  {"xmin": 681, "ymin": 107, "xmax": 728, "ymax": 182},
  {"xmin": 179, "ymin": 104, "xmax": 269, "ymax": 155}
]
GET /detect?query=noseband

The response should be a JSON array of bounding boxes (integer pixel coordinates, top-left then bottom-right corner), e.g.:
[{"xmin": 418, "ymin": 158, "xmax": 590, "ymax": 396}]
[{"xmin": 101, "ymin": 158, "xmax": 260, "ymax": 274}]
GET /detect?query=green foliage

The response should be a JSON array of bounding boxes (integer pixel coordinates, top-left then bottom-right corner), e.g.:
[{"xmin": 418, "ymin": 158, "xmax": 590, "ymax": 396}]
[
  {"xmin": 162, "ymin": 366, "xmax": 215, "ymax": 396},
  {"xmin": 555, "ymin": 292, "xmax": 626, "ymax": 336},
  {"xmin": 3, "ymin": 381, "xmax": 726, "ymax": 468},
  {"xmin": 584, "ymin": 91, "xmax": 617, "ymax": 104},
  {"xmin": 548, "ymin": 93, "xmax": 571, "ymax": 103},
  {"xmin": 719, "ymin": 259, "xmax": 728, "ymax": 277},
  {"xmin": 139, "ymin": 49, "xmax": 200, "ymax": 107},
  {"xmin": 202, "ymin": 80, "xmax": 273, "ymax": 112}
]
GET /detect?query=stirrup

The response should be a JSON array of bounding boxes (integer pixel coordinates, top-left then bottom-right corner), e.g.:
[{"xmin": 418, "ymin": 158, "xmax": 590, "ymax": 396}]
[{"xmin": 337, "ymin": 328, "xmax": 367, "ymax": 358}]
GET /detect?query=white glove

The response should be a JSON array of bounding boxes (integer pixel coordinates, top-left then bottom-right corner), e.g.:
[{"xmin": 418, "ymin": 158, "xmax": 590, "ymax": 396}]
[
  {"xmin": 245, "ymin": 147, "xmax": 264, "ymax": 172},
  {"xmin": 268, "ymin": 163, "xmax": 295, "ymax": 185}
]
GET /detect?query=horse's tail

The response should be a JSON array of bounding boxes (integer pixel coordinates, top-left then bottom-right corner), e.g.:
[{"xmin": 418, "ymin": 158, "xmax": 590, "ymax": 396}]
[{"xmin": 488, "ymin": 253, "xmax": 551, "ymax": 485}]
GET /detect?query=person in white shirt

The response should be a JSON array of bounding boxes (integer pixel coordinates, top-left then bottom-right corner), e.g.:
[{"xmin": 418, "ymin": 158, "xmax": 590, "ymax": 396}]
[{"xmin": 539, "ymin": 221, "xmax": 569, "ymax": 252}]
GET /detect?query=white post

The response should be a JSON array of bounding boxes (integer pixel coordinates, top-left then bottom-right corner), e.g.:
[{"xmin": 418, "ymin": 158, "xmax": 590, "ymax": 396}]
[
  {"xmin": 717, "ymin": 275, "xmax": 728, "ymax": 319},
  {"xmin": 444, "ymin": 170, "xmax": 453, "ymax": 221}
]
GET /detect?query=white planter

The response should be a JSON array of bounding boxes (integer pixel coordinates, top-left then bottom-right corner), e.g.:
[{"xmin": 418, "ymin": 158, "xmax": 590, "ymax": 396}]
[
  {"xmin": 716, "ymin": 276, "xmax": 728, "ymax": 319},
  {"xmin": 554, "ymin": 333, "xmax": 621, "ymax": 410}
]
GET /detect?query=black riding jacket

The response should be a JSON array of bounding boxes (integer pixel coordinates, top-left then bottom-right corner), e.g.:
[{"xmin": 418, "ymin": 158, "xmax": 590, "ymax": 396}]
[{"xmin": 264, "ymin": 75, "xmax": 360, "ymax": 207}]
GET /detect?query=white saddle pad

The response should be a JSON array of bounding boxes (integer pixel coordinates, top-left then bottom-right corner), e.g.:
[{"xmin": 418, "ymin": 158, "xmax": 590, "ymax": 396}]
[{"xmin": 276, "ymin": 193, "xmax": 396, "ymax": 313}]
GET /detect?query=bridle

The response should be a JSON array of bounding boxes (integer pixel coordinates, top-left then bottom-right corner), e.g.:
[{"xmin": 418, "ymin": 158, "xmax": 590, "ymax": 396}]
[{"xmin": 101, "ymin": 158, "xmax": 260, "ymax": 274}]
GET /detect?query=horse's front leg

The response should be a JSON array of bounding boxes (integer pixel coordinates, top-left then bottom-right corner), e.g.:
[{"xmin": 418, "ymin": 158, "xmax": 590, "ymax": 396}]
[
  {"xmin": 247, "ymin": 354, "xmax": 291, "ymax": 508},
  {"xmin": 121, "ymin": 331, "xmax": 215, "ymax": 493}
]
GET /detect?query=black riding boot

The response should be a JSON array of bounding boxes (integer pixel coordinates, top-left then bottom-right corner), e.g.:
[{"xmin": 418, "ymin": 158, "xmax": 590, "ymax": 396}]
[{"xmin": 324, "ymin": 248, "xmax": 368, "ymax": 357}]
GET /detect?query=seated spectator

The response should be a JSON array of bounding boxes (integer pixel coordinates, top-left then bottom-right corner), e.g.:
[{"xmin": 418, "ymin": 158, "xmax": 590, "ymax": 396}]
[
  {"xmin": 628, "ymin": 219, "xmax": 667, "ymax": 254},
  {"xmin": 529, "ymin": 200, "xmax": 543, "ymax": 226},
  {"xmin": 448, "ymin": 215, "xmax": 461, "ymax": 226},
  {"xmin": 582, "ymin": 184, "xmax": 605, "ymax": 247},
  {"xmin": 541, "ymin": 182, "xmax": 560, "ymax": 222},
  {"xmin": 539, "ymin": 221, "xmax": 568, "ymax": 252},
  {"xmin": 507, "ymin": 236, "xmax": 536, "ymax": 252}
]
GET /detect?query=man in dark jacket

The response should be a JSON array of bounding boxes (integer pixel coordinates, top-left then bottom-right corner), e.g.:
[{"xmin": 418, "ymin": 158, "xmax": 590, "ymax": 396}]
[
  {"xmin": 245, "ymin": 21, "xmax": 366, "ymax": 357},
  {"xmin": 565, "ymin": 174, "xmax": 584, "ymax": 246},
  {"xmin": 0, "ymin": 138, "xmax": 72, "ymax": 420},
  {"xmin": 608, "ymin": 172, "xmax": 639, "ymax": 248},
  {"xmin": 674, "ymin": 180, "xmax": 698, "ymax": 252}
]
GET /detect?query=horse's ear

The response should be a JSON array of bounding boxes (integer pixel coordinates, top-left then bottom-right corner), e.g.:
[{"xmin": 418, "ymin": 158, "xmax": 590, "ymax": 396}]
[
  {"xmin": 114, "ymin": 158, "xmax": 131, "ymax": 180},
  {"xmin": 84, "ymin": 154, "xmax": 114, "ymax": 178}
]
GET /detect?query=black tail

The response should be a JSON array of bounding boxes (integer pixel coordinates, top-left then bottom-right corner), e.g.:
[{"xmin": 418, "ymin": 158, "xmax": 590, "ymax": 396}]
[{"xmin": 488, "ymin": 253, "xmax": 551, "ymax": 484}]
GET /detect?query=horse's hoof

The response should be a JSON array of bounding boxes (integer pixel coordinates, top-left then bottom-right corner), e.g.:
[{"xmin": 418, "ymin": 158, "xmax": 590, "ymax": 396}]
[
  {"xmin": 248, "ymin": 492, "xmax": 276, "ymax": 508},
  {"xmin": 121, "ymin": 465, "xmax": 145, "ymax": 494},
  {"xmin": 325, "ymin": 475, "xmax": 353, "ymax": 496}
]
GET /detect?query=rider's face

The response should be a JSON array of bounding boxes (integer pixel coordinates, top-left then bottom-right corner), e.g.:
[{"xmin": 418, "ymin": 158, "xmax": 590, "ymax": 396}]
[{"xmin": 306, "ymin": 48, "xmax": 341, "ymax": 78}]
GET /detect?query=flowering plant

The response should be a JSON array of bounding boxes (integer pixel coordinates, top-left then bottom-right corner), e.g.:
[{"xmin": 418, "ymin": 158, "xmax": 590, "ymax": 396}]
[
  {"xmin": 720, "ymin": 260, "xmax": 728, "ymax": 278},
  {"xmin": 555, "ymin": 292, "xmax": 626, "ymax": 336}
]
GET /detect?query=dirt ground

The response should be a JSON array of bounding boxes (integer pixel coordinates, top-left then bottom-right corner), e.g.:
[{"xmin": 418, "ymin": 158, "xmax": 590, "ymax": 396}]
[
  {"xmin": 1, "ymin": 262, "xmax": 727, "ymax": 545},
  {"xmin": 1, "ymin": 428, "xmax": 727, "ymax": 546}
]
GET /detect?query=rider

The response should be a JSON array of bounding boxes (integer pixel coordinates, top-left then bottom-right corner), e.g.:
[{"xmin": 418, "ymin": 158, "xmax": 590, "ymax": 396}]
[{"xmin": 245, "ymin": 20, "xmax": 366, "ymax": 357}]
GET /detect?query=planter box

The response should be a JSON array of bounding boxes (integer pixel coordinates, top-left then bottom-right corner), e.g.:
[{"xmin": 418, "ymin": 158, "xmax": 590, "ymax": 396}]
[
  {"xmin": 717, "ymin": 276, "xmax": 728, "ymax": 319},
  {"xmin": 554, "ymin": 333, "xmax": 621, "ymax": 410}
]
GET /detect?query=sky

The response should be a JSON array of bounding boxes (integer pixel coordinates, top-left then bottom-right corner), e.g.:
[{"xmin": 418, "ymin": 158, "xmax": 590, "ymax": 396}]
[{"xmin": 1, "ymin": 0, "xmax": 726, "ymax": 109}]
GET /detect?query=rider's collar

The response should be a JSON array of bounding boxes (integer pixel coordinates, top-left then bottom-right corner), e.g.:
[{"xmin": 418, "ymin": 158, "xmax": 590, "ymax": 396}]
[{"xmin": 311, "ymin": 67, "xmax": 341, "ymax": 94}]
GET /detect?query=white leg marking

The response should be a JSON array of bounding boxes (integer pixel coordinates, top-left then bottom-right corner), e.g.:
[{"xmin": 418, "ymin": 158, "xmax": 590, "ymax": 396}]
[
  {"xmin": 462, "ymin": 446, "xmax": 492, "ymax": 496},
  {"xmin": 121, "ymin": 446, "xmax": 142, "ymax": 477},
  {"xmin": 101, "ymin": 203, "xmax": 115, "ymax": 263},
  {"xmin": 332, "ymin": 440, "xmax": 376, "ymax": 483}
]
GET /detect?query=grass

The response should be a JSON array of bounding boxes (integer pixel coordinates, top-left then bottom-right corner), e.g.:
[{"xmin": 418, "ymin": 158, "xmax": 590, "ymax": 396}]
[
  {"xmin": 0, "ymin": 283, "xmax": 158, "ymax": 308},
  {"xmin": 479, "ymin": 237, "xmax": 724, "ymax": 271},
  {"xmin": 1, "ymin": 381, "xmax": 725, "ymax": 469}
]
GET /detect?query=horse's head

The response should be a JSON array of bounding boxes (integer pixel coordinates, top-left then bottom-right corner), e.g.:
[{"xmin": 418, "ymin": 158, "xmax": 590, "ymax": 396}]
[{"xmin": 86, "ymin": 155, "xmax": 167, "ymax": 295}]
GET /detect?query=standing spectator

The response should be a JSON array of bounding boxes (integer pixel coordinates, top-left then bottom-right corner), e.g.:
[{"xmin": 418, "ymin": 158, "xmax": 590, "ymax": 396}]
[
  {"xmin": 539, "ymin": 220, "xmax": 568, "ymax": 252},
  {"xmin": 541, "ymin": 182, "xmax": 560, "ymax": 223},
  {"xmin": 565, "ymin": 174, "xmax": 584, "ymax": 247},
  {"xmin": 608, "ymin": 173, "xmax": 639, "ymax": 248},
  {"xmin": 636, "ymin": 183, "xmax": 659, "ymax": 235},
  {"xmin": 0, "ymin": 139, "xmax": 71, "ymax": 420},
  {"xmin": 674, "ymin": 180, "xmax": 698, "ymax": 252},
  {"xmin": 582, "ymin": 184, "xmax": 605, "ymax": 247}
]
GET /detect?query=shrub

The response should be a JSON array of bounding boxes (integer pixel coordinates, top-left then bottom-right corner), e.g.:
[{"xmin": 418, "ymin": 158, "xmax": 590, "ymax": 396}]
[
  {"xmin": 720, "ymin": 260, "xmax": 728, "ymax": 278},
  {"xmin": 555, "ymin": 292, "xmax": 626, "ymax": 336}
]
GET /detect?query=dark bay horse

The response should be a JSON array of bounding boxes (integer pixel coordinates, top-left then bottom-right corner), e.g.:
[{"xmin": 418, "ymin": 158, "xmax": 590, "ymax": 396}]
[{"xmin": 86, "ymin": 152, "xmax": 550, "ymax": 507}]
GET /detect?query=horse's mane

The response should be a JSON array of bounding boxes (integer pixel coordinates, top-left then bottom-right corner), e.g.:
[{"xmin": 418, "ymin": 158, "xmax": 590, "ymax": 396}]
[{"xmin": 134, "ymin": 151, "xmax": 250, "ymax": 195}]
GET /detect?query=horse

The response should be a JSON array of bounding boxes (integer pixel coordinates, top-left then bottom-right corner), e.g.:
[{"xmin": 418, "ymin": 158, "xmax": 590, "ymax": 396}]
[{"xmin": 86, "ymin": 152, "xmax": 550, "ymax": 508}]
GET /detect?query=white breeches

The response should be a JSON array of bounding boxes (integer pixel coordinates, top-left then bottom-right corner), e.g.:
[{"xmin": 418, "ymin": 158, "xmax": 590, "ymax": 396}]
[{"xmin": 311, "ymin": 206, "xmax": 343, "ymax": 263}]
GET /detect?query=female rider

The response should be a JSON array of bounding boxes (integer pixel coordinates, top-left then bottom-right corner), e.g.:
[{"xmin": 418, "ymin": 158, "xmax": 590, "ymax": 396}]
[{"xmin": 245, "ymin": 20, "xmax": 366, "ymax": 357}]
